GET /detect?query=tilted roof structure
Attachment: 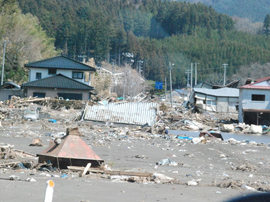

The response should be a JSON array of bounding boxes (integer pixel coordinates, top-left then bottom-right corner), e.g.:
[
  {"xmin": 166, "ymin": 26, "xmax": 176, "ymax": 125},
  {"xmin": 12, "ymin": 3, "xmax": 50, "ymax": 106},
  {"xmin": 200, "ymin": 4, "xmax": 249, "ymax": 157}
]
[{"xmin": 38, "ymin": 128, "xmax": 103, "ymax": 168}]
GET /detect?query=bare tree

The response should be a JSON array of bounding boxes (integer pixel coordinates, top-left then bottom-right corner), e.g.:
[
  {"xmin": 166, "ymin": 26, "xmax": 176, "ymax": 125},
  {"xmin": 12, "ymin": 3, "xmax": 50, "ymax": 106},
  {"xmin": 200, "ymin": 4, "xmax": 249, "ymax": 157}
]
[
  {"xmin": 118, "ymin": 67, "xmax": 146, "ymax": 100},
  {"xmin": 233, "ymin": 16, "xmax": 263, "ymax": 35},
  {"xmin": 204, "ymin": 72, "xmax": 224, "ymax": 85},
  {"xmin": 231, "ymin": 63, "xmax": 270, "ymax": 86},
  {"xmin": 91, "ymin": 73, "xmax": 112, "ymax": 99}
]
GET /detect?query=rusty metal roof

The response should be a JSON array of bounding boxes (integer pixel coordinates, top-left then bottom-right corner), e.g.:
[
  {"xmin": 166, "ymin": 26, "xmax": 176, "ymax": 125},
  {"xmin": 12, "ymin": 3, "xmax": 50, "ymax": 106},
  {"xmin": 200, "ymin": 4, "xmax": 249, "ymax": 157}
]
[
  {"xmin": 39, "ymin": 128, "xmax": 102, "ymax": 161},
  {"xmin": 239, "ymin": 76, "xmax": 270, "ymax": 90}
]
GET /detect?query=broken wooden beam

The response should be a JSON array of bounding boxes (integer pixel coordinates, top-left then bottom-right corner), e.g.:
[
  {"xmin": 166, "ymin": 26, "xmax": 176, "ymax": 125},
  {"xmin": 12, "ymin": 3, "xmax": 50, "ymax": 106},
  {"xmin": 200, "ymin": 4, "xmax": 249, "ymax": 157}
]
[
  {"xmin": 68, "ymin": 166, "xmax": 153, "ymax": 177},
  {"xmin": 0, "ymin": 161, "xmax": 21, "ymax": 167}
]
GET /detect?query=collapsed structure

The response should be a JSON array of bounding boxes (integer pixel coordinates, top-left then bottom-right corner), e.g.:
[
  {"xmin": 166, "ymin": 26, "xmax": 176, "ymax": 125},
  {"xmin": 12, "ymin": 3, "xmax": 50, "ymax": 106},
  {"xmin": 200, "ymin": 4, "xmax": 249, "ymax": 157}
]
[
  {"xmin": 38, "ymin": 128, "xmax": 103, "ymax": 169},
  {"xmin": 187, "ymin": 79, "xmax": 240, "ymax": 113},
  {"xmin": 190, "ymin": 88, "xmax": 239, "ymax": 113}
]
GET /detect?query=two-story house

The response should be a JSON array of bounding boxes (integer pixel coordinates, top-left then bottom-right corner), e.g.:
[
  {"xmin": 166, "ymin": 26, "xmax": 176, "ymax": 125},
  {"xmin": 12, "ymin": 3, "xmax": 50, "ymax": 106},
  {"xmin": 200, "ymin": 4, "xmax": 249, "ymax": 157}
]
[
  {"xmin": 22, "ymin": 55, "xmax": 96, "ymax": 100},
  {"xmin": 239, "ymin": 76, "xmax": 270, "ymax": 125}
]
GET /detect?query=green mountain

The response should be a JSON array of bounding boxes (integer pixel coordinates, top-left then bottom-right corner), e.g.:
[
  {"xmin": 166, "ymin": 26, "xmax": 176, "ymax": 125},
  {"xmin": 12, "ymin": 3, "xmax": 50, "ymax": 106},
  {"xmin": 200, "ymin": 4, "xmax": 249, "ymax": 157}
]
[
  {"xmin": 15, "ymin": 0, "xmax": 270, "ymax": 87},
  {"xmin": 177, "ymin": 0, "xmax": 270, "ymax": 22}
]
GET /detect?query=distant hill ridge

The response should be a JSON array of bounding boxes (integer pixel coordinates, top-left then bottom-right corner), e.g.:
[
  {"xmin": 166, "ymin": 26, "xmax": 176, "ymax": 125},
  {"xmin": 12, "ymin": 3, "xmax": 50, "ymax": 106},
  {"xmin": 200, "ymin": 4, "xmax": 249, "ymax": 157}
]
[{"xmin": 177, "ymin": 0, "xmax": 270, "ymax": 22}]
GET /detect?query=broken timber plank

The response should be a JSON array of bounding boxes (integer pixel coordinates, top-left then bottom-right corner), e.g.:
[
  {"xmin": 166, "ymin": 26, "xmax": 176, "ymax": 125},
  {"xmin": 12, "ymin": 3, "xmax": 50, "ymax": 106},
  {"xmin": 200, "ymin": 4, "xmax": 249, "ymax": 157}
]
[
  {"xmin": 80, "ymin": 163, "xmax": 91, "ymax": 177},
  {"xmin": 0, "ymin": 161, "xmax": 21, "ymax": 167},
  {"xmin": 68, "ymin": 166, "xmax": 153, "ymax": 177},
  {"xmin": 13, "ymin": 149, "xmax": 37, "ymax": 158}
]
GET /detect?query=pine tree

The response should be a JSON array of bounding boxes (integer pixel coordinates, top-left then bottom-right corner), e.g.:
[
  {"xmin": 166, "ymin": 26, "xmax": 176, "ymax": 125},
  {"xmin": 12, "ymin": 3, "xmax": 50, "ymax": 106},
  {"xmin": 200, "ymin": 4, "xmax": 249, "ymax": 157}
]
[
  {"xmin": 206, "ymin": 20, "xmax": 212, "ymax": 39},
  {"xmin": 263, "ymin": 14, "xmax": 270, "ymax": 36}
]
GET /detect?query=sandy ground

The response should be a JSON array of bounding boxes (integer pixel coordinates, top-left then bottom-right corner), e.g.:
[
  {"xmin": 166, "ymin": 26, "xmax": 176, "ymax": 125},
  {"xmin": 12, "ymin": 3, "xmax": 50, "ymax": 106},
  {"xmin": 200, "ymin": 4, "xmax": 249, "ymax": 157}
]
[{"xmin": 1, "ymin": 116, "xmax": 270, "ymax": 202}]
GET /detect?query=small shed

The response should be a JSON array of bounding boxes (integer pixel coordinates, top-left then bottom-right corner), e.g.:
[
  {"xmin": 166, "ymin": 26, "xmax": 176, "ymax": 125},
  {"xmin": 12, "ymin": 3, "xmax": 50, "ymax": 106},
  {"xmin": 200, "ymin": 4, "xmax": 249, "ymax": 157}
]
[
  {"xmin": 38, "ymin": 128, "xmax": 103, "ymax": 169},
  {"xmin": 0, "ymin": 81, "xmax": 21, "ymax": 101}
]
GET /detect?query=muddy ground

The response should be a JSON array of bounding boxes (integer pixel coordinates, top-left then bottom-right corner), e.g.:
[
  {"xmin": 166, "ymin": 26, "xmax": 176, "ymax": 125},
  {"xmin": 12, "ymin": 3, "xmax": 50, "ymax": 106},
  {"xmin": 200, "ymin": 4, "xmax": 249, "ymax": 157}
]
[{"xmin": 1, "ymin": 107, "xmax": 270, "ymax": 202}]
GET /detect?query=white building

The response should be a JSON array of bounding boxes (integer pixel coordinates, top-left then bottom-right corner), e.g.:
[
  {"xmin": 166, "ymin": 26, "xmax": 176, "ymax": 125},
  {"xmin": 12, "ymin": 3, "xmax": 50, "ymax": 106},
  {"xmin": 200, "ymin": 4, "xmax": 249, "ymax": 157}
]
[
  {"xmin": 190, "ymin": 88, "xmax": 239, "ymax": 113},
  {"xmin": 22, "ymin": 55, "xmax": 96, "ymax": 100},
  {"xmin": 25, "ymin": 55, "xmax": 95, "ymax": 86},
  {"xmin": 239, "ymin": 76, "xmax": 270, "ymax": 125}
]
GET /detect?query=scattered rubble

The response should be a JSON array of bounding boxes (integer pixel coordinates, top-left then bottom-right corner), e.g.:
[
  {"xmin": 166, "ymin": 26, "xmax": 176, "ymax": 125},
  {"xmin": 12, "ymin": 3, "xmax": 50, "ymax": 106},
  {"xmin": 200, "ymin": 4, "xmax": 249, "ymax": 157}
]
[{"xmin": 1, "ymin": 95, "xmax": 270, "ymax": 202}]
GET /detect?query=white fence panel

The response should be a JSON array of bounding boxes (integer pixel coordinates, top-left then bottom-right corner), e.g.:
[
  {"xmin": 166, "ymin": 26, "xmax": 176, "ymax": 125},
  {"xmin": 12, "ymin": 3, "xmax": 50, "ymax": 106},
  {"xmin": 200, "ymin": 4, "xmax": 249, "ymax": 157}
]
[{"xmin": 84, "ymin": 102, "xmax": 158, "ymax": 126}]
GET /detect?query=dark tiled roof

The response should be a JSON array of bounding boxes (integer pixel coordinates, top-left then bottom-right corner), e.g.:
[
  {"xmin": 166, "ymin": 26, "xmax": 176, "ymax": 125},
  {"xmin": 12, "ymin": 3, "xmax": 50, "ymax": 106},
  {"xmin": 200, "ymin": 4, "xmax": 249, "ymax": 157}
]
[
  {"xmin": 25, "ymin": 56, "xmax": 96, "ymax": 71},
  {"xmin": 22, "ymin": 74, "xmax": 94, "ymax": 90}
]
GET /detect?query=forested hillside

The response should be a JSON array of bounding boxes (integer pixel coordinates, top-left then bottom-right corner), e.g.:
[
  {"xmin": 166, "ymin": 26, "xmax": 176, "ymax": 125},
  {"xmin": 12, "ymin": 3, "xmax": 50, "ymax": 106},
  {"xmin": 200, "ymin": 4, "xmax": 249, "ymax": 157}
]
[
  {"xmin": 0, "ymin": 0, "xmax": 57, "ymax": 83},
  {"xmin": 177, "ymin": 0, "xmax": 270, "ymax": 23},
  {"xmin": 13, "ymin": 0, "xmax": 270, "ymax": 86}
]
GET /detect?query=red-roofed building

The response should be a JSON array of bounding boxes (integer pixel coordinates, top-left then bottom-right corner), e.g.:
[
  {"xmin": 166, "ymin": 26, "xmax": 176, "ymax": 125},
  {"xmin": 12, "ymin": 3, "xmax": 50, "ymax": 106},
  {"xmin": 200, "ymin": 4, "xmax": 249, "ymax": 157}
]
[{"xmin": 239, "ymin": 76, "xmax": 270, "ymax": 125}]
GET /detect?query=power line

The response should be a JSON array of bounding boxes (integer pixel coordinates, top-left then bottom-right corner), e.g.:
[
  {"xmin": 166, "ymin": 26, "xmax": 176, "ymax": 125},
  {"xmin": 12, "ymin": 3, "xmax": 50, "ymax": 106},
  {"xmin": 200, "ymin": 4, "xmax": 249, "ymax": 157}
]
[{"xmin": 196, "ymin": 67, "xmax": 224, "ymax": 72}]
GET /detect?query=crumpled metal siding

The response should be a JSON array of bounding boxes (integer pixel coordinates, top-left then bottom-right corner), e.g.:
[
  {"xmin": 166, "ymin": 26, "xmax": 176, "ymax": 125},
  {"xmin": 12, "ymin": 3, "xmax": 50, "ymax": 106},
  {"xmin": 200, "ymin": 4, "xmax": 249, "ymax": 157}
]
[{"xmin": 84, "ymin": 102, "xmax": 158, "ymax": 126}]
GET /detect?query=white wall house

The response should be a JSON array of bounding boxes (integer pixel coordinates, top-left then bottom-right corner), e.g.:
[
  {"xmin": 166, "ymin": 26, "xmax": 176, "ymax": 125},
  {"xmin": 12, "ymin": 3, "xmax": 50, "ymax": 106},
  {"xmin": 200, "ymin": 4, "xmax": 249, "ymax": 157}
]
[
  {"xmin": 25, "ymin": 56, "xmax": 95, "ymax": 86},
  {"xmin": 22, "ymin": 56, "xmax": 96, "ymax": 100},
  {"xmin": 239, "ymin": 76, "xmax": 270, "ymax": 125}
]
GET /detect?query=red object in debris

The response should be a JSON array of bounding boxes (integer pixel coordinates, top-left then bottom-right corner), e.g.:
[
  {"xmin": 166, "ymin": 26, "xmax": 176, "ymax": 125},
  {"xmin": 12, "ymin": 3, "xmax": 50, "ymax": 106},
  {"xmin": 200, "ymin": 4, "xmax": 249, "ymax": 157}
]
[{"xmin": 38, "ymin": 128, "xmax": 104, "ymax": 168}]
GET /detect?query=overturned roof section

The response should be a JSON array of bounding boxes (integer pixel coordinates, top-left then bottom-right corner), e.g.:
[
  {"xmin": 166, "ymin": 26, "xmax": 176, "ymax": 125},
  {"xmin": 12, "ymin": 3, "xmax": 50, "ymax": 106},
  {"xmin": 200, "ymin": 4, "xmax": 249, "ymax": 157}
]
[
  {"xmin": 0, "ymin": 81, "xmax": 21, "ymax": 90},
  {"xmin": 193, "ymin": 87, "xmax": 239, "ymax": 97},
  {"xmin": 22, "ymin": 74, "xmax": 94, "ymax": 90},
  {"xmin": 194, "ymin": 82, "xmax": 213, "ymax": 89},
  {"xmin": 25, "ymin": 55, "xmax": 96, "ymax": 71},
  {"xmin": 239, "ymin": 76, "xmax": 270, "ymax": 90},
  {"xmin": 39, "ymin": 128, "xmax": 103, "ymax": 161},
  {"xmin": 213, "ymin": 78, "xmax": 241, "ymax": 89}
]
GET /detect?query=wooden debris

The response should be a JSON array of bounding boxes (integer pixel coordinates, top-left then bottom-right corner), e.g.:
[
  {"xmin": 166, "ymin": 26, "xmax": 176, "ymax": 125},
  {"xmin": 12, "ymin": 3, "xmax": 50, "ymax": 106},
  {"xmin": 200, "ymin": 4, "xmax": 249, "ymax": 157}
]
[
  {"xmin": 13, "ymin": 149, "xmax": 37, "ymax": 158},
  {"xmin": 68, "ymin": 166, "xmax": 153, "ymax": 177},
  {"xmin": 0, "ymin": 161, "xmax": 21, "ymax": 167},
  {"xmin": 80, "ymin": 163, "xmax": 92, "ymax": 177}
]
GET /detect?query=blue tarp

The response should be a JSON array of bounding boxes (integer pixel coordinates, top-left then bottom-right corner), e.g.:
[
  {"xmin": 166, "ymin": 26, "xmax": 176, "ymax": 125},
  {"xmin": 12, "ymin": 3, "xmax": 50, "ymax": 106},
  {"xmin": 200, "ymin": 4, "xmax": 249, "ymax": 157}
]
[{"xmin": 177, "ymin": 136, "xmax": 193, "ymax": 140}]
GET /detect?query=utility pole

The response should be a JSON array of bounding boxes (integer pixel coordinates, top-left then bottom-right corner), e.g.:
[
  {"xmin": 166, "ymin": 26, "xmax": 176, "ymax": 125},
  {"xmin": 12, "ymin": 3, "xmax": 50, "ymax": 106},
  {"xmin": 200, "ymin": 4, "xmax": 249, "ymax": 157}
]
[
  {"xmin": 223, "ymin": 63, "xmax": 228, "ymax": 86},
  {"xmin": 138, "ymin": 60, "xmax": 143, "ymax": 77},
  {"xmin": 194, "ymin": 62, "xmax": 199, "ymax": 86},
  {"xmin": 122, "ymin": 53, "xmax": 134, "ymax": 100},
  {"xmin": 123, "ymin": 62, "xmax": 126, "ymax": 100},
  {"xmin": 190, "ymin": 63, "xmax": 193, "ymax": 89},
  {"xmin": 165, "ymin": 77, "xmax": 167, "ymax": 100},
  {"xmin": 185, "ymin": 70, "xmax": 191, "ymax": 88},
  {"xmin": 111, "ymin": 62, "xmax": 115, "ymax": 94},
  {"xmin": 1, "ymin": 40, "xmax": 7, "ymax": 86},
  {"xmin": 169, "ymin": 62, "xmax": 174, "ymax": 108}
]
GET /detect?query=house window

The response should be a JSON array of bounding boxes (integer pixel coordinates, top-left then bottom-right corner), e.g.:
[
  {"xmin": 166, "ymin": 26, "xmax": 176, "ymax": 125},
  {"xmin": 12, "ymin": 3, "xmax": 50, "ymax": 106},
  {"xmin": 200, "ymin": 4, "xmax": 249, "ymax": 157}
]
[
  {"xmin": 72, "ymin": 72, "xmax": 83, "ymax": 79},
  {"xmin": 48, "ymin": 68, "xmax": 56, "ymax": 75},
  {"xmin": 58, "ymin": 93, "xmax": 82, "ymax": 100},
  {"xmin": 206, "ymin": 100, "xmax": 217, "ymax": 106},
  {"xmin": 33, "ymin": 92, "xmax": 46, "ymax": 98},
  {"xmin": 252, "ymin": 94, "xmax": 265, "ymax": 101},
  {"xmin": 36, "ymin": 72, "xmax": 42, "ymax": 79},
  {"xmin": 229, "ymin": 102, "xmax": 238, "ymax": 107}
]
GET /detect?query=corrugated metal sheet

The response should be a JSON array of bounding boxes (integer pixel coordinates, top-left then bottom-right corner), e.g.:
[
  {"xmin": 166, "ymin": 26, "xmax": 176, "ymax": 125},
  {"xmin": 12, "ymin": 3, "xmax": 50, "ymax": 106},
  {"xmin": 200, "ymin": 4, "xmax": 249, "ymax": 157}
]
[
  {"xmin": 84, "ymin": 102, "xmax": 158, "ymax": 126},
  {"xmin": 194, "ymin": 87, "xmax": 239, "ymax": 97}
]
